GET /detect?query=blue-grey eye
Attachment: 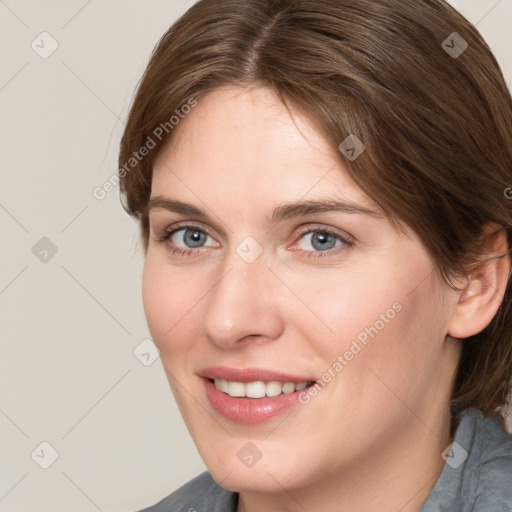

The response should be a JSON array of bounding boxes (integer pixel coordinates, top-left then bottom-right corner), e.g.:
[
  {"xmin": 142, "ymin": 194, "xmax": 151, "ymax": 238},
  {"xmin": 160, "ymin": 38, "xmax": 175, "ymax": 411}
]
[
  {"xmin": 173, "ymin": 228, "xmax": 210, "ymax": 248},
  {"xmin": 298, "ymin": 231, "xmax": 342, "ymax": 252}
]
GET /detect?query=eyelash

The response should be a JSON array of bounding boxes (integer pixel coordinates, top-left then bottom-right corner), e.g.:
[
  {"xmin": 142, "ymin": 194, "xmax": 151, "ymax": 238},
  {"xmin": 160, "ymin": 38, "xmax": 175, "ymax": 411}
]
[{"xmin": 154, "ymin": 223, "xmax": 354, "ymax": 259}]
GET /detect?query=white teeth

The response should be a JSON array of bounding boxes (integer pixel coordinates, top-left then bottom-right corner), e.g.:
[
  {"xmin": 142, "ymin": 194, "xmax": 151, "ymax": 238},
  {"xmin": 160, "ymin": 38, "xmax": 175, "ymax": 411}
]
[
  {"xmin": 227, "ymin": 381, "xmax": 245, "ymax": 397},
  {"xmin": 245, "ymin": 381, "xmax": 266, "ymax": 398},
  {"xmin": 282, "ymin": 382, "xmax": 296, "ymax": 394},
  {"xmin": 213, "ymin": 379, "xmax": 312, "ymax": 398},
  {"xmin": 266, "ymin": 381, "xmax": 283, "ymax": 397},
  {"xmin": 217, "ymin": 379, "xmax": 229, "ymax": 393}
]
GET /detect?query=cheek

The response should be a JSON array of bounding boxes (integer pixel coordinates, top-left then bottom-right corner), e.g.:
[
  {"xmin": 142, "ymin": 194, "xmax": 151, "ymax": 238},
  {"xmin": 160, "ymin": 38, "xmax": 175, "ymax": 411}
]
[
  {"xmin": 291, "ymin": 259, "xmax": 440, "ymax": 386},
  {"xmin": 335, "ymin": 274, "xmax": 448, "ymax": 417},
  {"xmin": 142, "ymin": 259, "xmax": 168, "ymax": 341},
  {"xmin": 279, "ymin": 264, "xmax": 404, "ymax": 355},
  {"xmin": 141, "ymin": 257, "xmax": 201, "ymax": 350}
]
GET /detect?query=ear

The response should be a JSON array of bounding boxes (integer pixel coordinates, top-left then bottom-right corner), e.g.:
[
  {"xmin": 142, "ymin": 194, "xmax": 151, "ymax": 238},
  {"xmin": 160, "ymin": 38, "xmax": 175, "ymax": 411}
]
[{"xmin": 448, "ymin": 224, "xmax": 511, "ymax": 339}]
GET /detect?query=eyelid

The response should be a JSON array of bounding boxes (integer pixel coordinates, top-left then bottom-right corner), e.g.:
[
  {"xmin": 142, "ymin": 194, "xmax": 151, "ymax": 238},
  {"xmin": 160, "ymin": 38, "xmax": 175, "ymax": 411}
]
[
  {"xmin": 290, "ymin": 224, "xmax": 354, "ymax": 244},
  {"xmin": 150, "ymin": 211, "xmax": 227, "ymax": 236}
]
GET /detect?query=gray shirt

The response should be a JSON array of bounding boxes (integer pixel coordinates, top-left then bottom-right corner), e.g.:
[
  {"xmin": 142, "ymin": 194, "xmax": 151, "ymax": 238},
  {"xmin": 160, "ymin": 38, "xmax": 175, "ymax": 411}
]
[{"xmin": 138, "ymin": 408, "xmax": 512, "ymax": 511}]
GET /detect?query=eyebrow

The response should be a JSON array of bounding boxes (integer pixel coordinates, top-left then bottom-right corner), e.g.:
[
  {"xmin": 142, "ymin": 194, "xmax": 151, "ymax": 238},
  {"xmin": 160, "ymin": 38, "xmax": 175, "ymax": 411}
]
[{"xmin": 147, "ymin": 196, "xmax": 382, "ymax": 224}]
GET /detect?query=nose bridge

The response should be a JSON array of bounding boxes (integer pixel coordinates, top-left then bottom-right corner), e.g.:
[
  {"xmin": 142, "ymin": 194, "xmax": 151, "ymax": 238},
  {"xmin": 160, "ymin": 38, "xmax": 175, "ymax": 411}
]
[{"xmin": 202, "ymin": 243, "xmax": 282, "ymax": 347}]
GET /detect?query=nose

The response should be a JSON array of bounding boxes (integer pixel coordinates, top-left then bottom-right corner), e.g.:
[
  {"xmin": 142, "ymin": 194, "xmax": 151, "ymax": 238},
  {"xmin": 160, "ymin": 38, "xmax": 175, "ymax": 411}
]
[{"xmin": 202, "ymin": 249, "xmax": 284, "ymax": 349}]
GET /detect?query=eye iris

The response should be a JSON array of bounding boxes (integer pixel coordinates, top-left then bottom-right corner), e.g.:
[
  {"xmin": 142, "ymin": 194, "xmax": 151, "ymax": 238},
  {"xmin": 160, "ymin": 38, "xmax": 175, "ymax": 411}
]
[
  {"xmin": 311, "ymin": 232, "xmax": 336, "ymax": 251},
  {"xmin": 184, "ymin": 230, "xmax": 206, "ymax": 248}
]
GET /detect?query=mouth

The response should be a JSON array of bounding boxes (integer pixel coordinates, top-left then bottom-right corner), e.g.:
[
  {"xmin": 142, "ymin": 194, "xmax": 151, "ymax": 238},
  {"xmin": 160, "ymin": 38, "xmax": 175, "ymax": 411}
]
[{"xmin": 199, "ymin": 367, "xmax": 318, "ymax": 424}]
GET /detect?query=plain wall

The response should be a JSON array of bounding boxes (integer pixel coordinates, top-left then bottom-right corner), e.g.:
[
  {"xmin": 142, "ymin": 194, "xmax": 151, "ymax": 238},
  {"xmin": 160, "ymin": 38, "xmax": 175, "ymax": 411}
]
[{"xmin": 0, "ymin": 1, "xmax": 511, "ymax": 510}]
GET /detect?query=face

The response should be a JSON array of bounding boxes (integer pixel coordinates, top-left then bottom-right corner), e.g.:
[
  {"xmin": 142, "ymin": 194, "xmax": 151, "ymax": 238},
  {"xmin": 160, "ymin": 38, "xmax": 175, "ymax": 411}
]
[{"xmin": 143, "ymin": 86, "xmax": 459, "ymax": 493}]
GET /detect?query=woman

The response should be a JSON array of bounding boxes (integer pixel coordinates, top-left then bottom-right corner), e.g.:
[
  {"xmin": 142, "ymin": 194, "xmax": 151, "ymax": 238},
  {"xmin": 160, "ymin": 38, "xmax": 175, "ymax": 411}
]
[{"xmin": 119, "ymin": 0, "xmax": 512, "ymax": 510}]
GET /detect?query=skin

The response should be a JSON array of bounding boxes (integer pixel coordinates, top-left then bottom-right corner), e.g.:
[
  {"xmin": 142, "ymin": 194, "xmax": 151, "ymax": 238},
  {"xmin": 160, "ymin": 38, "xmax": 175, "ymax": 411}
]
[{"xmin": 142, "ymin": 85, "xmax": 510, "ymax": 512}]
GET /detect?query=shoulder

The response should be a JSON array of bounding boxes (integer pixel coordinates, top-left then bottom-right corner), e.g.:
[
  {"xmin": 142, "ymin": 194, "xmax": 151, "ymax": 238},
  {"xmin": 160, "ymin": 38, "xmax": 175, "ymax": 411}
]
[
  {"xmin": 468, "ymin": 410, "xmax": 512, "ymax": 510},
  {"xmin": 421, "ymin": 408, "xmax": 512, "ymax": 512},
  {"xmin": 136, "ymin": 471, "xmax": 238, "ymax": 512}
]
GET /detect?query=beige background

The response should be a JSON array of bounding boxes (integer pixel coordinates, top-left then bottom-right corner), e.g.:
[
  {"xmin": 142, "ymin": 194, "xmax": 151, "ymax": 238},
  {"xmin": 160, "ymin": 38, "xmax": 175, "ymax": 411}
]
[{"xmin": 0, "ymin": 1, "xmax": 511, "ymax": 511}]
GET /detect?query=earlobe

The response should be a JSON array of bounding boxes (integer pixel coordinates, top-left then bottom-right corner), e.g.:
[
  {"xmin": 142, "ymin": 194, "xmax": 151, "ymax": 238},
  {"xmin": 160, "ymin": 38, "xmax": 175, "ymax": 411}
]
[{"xmin": 447, "ymin": 227, "xmax": 511, "ymax": 340}]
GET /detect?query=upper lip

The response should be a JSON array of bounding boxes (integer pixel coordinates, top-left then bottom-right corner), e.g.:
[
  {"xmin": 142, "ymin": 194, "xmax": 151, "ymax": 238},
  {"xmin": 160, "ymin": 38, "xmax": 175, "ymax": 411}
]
[{"xmin": 199, "ymin": 366, "xmax": 317, "ymax": 383}]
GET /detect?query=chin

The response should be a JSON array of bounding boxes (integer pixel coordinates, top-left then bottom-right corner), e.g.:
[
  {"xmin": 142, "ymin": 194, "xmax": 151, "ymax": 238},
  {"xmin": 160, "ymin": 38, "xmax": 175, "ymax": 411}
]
[
  {"xmin": 209, "ymin": 467, "xmax": 294, "ymax": 494},
  {"xmin": 204, "ymin": 453, "xmax": 309, "ymax": 494}
]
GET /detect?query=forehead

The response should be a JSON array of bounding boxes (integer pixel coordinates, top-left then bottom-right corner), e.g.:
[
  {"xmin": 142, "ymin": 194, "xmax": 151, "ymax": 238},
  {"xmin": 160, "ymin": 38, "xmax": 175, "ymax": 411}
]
[{"xmin": 151, "ymin": 86, "xmax": 378, "ymax": 214}]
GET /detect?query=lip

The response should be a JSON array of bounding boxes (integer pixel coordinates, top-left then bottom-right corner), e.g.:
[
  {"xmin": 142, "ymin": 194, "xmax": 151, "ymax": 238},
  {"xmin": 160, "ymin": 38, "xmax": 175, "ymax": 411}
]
[
  {"xmin": 199, "ymin": 367, "xmax": 318, "ymax": 424},
  {"xmin": 199, "ymin": 366, "xmax": 316, "ymax": 383}
]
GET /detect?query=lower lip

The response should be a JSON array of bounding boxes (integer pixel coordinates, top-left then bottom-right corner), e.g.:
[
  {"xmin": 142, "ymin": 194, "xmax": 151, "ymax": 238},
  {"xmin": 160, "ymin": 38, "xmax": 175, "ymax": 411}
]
[{"xmin": 203, "ymin": 378, "xmax": 309, "ymax": 424}]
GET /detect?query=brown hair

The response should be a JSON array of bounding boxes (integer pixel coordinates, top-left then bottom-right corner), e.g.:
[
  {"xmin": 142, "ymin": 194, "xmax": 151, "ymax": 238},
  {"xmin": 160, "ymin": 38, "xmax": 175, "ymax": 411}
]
[{"xmin": 118, "ymin": 0, "xmax": 512, "ymax": 429}]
